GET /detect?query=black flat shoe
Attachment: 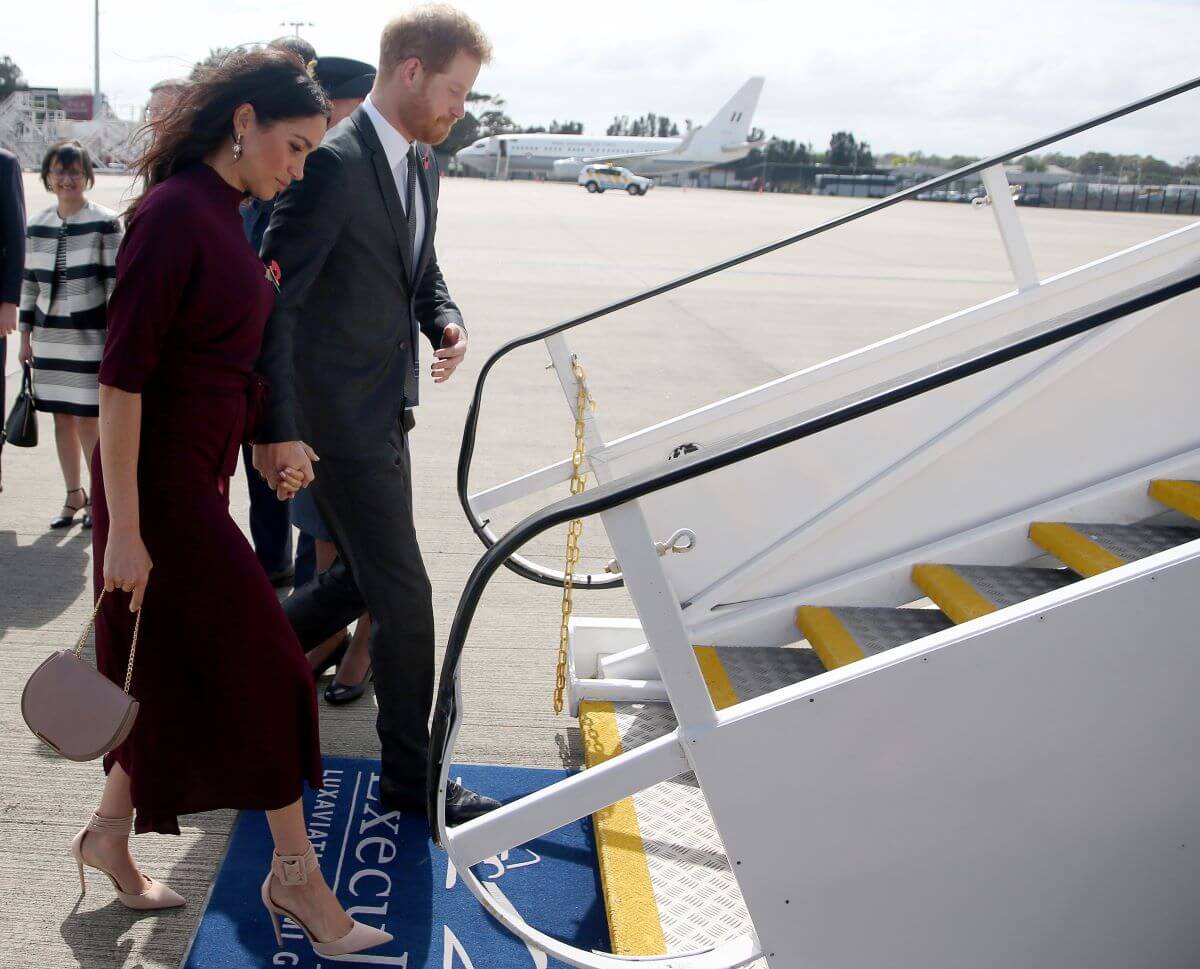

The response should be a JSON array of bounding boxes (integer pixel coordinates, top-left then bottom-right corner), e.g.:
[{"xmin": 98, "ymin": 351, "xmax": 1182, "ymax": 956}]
[
  {"xmin": 50, "ymin": 488, "xmax": 87, "ymax": 530},
  {"xmin": 324, "ymin": 669, "xmax": 373, "ymax": 705},
  {"xmin": 382, "ymin": 780, "xmax": 502, "ymax": 825},
  {"xmin": 267, "ymin": 566, "xmax": 295, "ymax": 589},
  {"xmin": 310, "ymin": 633, "xmax": 350, "ymax": 680}
]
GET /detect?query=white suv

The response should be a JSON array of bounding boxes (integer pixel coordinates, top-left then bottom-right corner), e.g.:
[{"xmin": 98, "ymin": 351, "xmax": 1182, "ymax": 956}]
[{"xmin": 578, "ymin": 165, "xmax": 653, "ymax": 196}]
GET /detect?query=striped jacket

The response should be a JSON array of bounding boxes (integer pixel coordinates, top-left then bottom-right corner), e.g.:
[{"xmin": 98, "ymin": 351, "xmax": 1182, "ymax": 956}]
[{"xmin": 18, "ymin": 201, "xmax": 122, "ymax": 332}]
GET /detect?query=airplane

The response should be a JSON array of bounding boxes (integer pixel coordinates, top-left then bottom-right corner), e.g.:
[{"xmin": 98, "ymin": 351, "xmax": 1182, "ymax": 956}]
[{"xmin": 454, "ymin": 77, "xmax": 765, "ymax": 180}]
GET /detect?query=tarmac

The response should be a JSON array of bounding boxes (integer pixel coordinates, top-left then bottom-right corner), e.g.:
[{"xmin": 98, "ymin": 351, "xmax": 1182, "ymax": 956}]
[{"xmin": 1, "ymin": 170, "xmax": 1192, "ymax": 968}]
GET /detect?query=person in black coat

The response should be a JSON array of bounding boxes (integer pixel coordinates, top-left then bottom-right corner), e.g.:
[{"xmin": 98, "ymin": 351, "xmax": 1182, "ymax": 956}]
[
  {"xmin": 0, "ymin": 147, "xmax": 27, "ymax": 492},
  {"xmin": 253, "ymin": 8, "xmax": 500, "ymax": 824}
]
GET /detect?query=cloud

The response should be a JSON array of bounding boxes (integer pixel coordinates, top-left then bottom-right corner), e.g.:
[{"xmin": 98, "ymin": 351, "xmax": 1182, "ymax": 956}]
[{"xmin": 6, "ymin": 0, "xmax": 1197, "ymax": 160}]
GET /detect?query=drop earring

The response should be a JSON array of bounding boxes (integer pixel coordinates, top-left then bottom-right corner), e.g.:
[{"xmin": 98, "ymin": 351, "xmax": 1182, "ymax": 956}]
[{"xmin": 232, "ymin": 133, "xmax": 243, "ymax": 161}]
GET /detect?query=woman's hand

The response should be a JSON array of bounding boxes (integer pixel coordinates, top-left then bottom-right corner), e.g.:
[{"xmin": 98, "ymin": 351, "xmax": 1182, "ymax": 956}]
[
  {"xmin": 18, "ymin": 332, "xmax": 32, "ymax": 366},
  {"xmin": 103, "ymin": 528, "xmax": 153, "ymax": 612},
  {"xmin": 275, "ymin": 466, "xmax": 306, "ymax": 501}
]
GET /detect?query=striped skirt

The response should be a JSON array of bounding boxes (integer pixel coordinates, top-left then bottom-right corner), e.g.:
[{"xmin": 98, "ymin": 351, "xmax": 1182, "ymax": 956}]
[{"xmin": 31, "ymin": 255, "xmax": 106, "ymax": 417}]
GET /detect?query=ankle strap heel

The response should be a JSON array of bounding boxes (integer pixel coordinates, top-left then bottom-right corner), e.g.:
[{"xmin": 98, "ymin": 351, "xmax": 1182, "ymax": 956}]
[
  {"xmin": 271, "ymin": 844, "xmax": 319, "ymax": 886},
  {"xmin": 86, "ymin": 812, "xmax": 134, "ymax": 835}
]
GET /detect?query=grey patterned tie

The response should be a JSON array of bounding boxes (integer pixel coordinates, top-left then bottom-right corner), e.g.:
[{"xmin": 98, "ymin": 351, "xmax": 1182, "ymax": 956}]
[
  {"xmin": 404, "ymin": 145, "xmax": 417, "ymax": 276},
  {"xmin": 403, "ymin": 145, "xmax": 420, "ymax": 405}
]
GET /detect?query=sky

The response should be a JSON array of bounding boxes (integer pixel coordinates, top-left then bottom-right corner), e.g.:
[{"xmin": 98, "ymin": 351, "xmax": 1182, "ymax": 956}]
[{"xmin": 7, "ymin": 0, "xmax": 1199, "ymax": 162}]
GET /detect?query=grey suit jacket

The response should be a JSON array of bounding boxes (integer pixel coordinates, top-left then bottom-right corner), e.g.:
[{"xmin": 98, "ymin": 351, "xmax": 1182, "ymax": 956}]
[{"xmin": 256, "ymin": 105, "xmax": 463, "ymax": 459}]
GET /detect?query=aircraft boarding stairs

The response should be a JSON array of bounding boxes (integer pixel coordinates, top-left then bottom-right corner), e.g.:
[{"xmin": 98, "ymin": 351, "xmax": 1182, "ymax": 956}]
[
  {"xmin": 428, "ymin": 77, "xmax": 1200, "ymax": 969},
  {"xmin": 574, "ymin": 476, "xmax": 1200, "ymax": 962}
]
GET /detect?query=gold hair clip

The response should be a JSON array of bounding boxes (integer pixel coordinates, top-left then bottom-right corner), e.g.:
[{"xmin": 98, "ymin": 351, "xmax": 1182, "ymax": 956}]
[{"xmin": 306, "ymin": 58, "xmax": 318, "ymax": 81}]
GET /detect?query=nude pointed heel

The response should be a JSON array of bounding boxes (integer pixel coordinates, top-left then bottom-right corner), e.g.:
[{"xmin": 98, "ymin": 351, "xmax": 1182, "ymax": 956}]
[
  {"xmin": 70, "ymin": 812, "xmax": 186, "ymax": 910},
  {"xmin": 261, "ymin": 844, "xmax": 393, "ymax": 958}
]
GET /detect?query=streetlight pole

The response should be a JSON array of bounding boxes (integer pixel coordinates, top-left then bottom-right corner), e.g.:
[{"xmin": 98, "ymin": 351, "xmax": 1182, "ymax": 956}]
[
  {"xmin": 94, "ymin": 0, "xmax": 101, "ymax": 104},
  {"xmin": 280, "ymin": 20, "xmax": 314, "ymax": 37}
]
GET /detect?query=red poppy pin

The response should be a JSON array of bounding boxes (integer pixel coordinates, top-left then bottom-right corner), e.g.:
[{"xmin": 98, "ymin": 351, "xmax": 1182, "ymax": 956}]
[
  {"xmin": 422, "ymin": 151, "xmax": 432, "ymax": 171},
  {"xmin": 264, "ymin": 259, "xmax": 281, "ymax": 293}
]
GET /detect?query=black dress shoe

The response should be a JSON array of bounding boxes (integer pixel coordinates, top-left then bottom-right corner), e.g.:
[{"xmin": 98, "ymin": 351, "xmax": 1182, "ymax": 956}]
[
  {"xmin": 324, "ymin": 670, "xmax": 373, "ymax": 705},
  {"xmin": 444, "ymin": 780, "xmax": 502, "ymax": 824},
  {"xmin": 382, "ymin": 780, "xmax": 501, "ymax": 825}
]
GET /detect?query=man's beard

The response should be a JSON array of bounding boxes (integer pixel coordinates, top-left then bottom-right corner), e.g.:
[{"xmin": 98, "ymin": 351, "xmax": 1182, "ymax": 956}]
[{"xmin": 400, "ymin": 88, "xmax": 457, "ymax": 145}]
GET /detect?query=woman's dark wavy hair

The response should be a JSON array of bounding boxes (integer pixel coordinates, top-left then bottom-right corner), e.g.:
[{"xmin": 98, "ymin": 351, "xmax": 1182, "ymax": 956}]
[{"xmin": 127, "ymin": 46, "xmax": 329, "ymax": 224}]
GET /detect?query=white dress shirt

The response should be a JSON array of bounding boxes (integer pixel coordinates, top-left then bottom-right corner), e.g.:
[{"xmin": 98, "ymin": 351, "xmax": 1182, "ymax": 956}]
[{"xmin": 362, "ymin": 94, "xmax": 427, "ymax": 271}]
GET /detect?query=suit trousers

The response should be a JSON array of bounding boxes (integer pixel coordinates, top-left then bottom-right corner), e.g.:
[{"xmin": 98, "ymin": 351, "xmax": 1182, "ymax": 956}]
[{"xmin": 283, "ymin": 423, "xmax": 433, "ymax": 795}]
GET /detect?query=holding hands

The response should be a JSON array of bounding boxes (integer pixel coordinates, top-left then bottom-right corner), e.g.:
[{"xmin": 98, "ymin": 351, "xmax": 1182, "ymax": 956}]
[{"xmin": 252, "ymin": 441, "xmax": 320, "ymax": 501}]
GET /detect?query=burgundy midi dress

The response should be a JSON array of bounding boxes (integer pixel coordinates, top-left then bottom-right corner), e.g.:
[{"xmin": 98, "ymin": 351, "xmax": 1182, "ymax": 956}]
[{"xmin": 90, "ymin": 163, "xmax": 322, "ymax": 835}]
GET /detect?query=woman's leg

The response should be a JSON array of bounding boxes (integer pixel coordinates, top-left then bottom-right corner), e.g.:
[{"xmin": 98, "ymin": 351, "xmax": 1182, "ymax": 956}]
[
  {"xmin": 80, "ymin": 763, "xmax": 151, "ymax": 893},
  {"xmin": 53, "ymin": 413, "xmax": 85, "ymax": 512},
  {"xmin": 305, "ymin": 538, "xmax": 350, "ymax": 671},
  {"xmin": 265, "ymin": 799, "xmax": 354, "ymax": 942},
  {"xmin": 77, "ymin": 416, "xmax": 99, "ymax": 484},
  {"xmin": 333, "ymin": 613, "xmax": 372, "ymax": 685}
]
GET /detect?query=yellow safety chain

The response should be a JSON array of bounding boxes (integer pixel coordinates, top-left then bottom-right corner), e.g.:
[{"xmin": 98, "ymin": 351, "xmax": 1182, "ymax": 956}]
[{"xmin": 554, "ymin": 356, "xmax": 595, "ymax": 714}]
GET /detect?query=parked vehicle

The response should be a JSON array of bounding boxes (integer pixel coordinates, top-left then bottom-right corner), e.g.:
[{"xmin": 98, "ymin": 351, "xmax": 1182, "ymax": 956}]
[{"xmin": 578, "ymin": 164, "xmax": 653, "ymax": 195}]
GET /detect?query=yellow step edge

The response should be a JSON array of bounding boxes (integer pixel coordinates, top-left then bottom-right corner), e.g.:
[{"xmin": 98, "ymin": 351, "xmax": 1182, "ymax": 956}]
[
  {"xmin": 693, "ymin": 646, "xmax": 740, "ymax": 711},
  {"xmin": 1029, "ymin": 522, "xmax": 1124, "ymax": 577},
  {"xmin": 578, "ymin": 700, "xmax": 667, "ymax": 956},
  {"xmin": 795, "ymin": 606, "xmax": 865, "ymax": 669},
  {"xmin": 1150, "ymin": 479, "xmax": 1200, "ymax": 521},
  {"xmin": 911, "ymin": 563, "xmax": 997, "ymax": 624}
]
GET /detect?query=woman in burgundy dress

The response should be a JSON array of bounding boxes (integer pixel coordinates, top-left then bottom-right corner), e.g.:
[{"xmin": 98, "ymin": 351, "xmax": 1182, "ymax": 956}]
[{"xmin": 74, "ymin": 48, "xmax": 391, "ymax": 959}]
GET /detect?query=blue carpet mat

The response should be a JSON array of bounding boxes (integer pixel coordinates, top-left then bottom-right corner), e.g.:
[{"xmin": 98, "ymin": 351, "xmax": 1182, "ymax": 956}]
[{"xmin": 182, "ymin": 758, "xmax": 610, "ymax": 967}]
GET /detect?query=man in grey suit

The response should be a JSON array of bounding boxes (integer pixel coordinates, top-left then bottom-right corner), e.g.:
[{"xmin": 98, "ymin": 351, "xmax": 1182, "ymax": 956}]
[{"xmin": 254, "ymin": 7, "xmax": 497, "ymax": 823}]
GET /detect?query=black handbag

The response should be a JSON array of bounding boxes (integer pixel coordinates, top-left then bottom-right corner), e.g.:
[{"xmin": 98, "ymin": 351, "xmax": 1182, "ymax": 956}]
[{"xmin": 4, "ymin": 363, "xmax": 38, "ymax": 448}]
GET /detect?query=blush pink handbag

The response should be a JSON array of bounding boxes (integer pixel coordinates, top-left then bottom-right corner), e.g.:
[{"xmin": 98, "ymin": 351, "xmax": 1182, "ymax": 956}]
[{"xmin": 21, "ymin": 591, "xmax": 141, "ymax": 762}]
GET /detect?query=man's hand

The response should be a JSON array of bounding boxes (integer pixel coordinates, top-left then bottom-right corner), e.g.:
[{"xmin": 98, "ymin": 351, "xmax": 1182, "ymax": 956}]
[
  {"xmin": 253, "ymin": 441, "xmax": 319, "ymax": 499},
  {"xmin": 0, "ymin": 303, "xmax": 16, "ymax": 338},
  {"xmin": 18, "ymin": 332, "xmax": 32, "ymax": 366},
  {"xmin": 432, "ymin": 323, "xmax": 467, "ymax": 383}
]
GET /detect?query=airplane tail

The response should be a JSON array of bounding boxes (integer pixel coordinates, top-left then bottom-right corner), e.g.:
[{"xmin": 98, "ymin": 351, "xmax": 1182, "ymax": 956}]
[{"xmin": 682, "ymin": 77, "xmax": 765, "ymax": 159}]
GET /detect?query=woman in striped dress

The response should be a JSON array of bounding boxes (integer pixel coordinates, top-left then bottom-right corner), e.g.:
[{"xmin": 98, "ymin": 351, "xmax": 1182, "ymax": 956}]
[{"xmin": 18, "ymin": 141, "xmax": 122, "ymax": 529}]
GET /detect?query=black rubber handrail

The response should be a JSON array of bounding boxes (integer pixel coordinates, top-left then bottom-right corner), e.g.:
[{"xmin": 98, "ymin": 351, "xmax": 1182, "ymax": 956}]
[
  {"xmin": 457, "ymin": 74, "xmax": 1200, "ymax": 589},
  {"xmin": 430, "ymin": 267, "xmax": 1200, "ymax": 830}
]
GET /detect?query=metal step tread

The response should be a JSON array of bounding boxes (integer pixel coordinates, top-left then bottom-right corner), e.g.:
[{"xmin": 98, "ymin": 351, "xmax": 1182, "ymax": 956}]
[
  {"xmin": 795, "ymin": 605, "xmax": 953, "ymax": 670},
  {"xmin": 913, "ymin": 564, "xmax": 1079, "ymax": 623},
  {"xmin": 1030, "ymin": 520, "xmax": 1200, "ymax": 576},
  {"xmin": 577, "ymin": 644, "xmax": 818, "ymax": 959},
  {"xmin": 1149, "ymin": 479, "xmax": 1200, "ymax": 520}
]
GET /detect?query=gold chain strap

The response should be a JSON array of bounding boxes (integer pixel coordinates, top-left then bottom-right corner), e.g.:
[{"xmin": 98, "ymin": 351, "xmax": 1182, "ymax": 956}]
[
  {"xmin": 554, "ymin": 356, "xmax": 594, "ymax": 714},
  {"xmin": 74, "ymin": 590, "xmax": 142, "ymax": 695}
]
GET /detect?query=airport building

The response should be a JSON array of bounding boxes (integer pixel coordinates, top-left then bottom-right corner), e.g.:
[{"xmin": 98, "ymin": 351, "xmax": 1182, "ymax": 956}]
[{"xmin": 0, "ymin": 87, "xmax": 140, "ymax": 168}]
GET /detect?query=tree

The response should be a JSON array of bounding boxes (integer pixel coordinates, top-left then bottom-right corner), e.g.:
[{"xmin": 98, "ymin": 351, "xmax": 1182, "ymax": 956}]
[
  {"xmin": 550, "ymin": 120, "xmax": 584, "ymax": 134},
  {"xmin": 439, "ymin": 90, "xmax": 503, "ymax": 157},
  {"xmin": 607, "ymin": 112, "xmax": 678, "ymax": 137},
  {"xmin": 0, "ymin": 55, "xmax": 26, "ymax": 101},
  {"xmin": 476, "ymin": 109, "xmax": 517, "ymax": 135},
  {"xmin": 827, "ymin": 131, "xmax": 872, "ymax": 169}
]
